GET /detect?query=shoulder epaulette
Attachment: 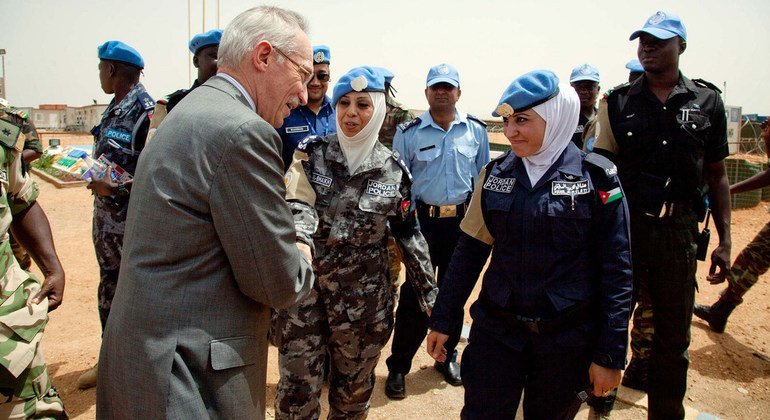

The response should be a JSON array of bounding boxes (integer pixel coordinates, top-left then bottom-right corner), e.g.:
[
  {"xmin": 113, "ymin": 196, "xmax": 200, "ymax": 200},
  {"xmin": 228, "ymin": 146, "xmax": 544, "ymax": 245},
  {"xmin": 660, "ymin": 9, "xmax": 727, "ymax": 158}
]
[
  {"xmin": 484, "ymin": 150, "xmax": 510, "ymax": 172},
  {"xmin": 296, "ymin": 135, "xmax": 324, "ymax": 153},
  {"xmin": 397, "ymin": 117, "xmax": 421, "ymax": 133},
  {"xmin": 166, "ymin": 88, "xmax": 188, "ymax": 101},
  {"xmin": 692, "ymin": 78, "xmax": 722, "ymax": 93},
  {"xmin": 13, "ymin": 109, "xmax": 28, "ymax": 120},
  {"xmin": 601, "ymin": 82, "xmax": 629, "ymax": 101},
  {"xmin": 157, "ymin": 98, "xmax": 168, "ymax": 105},
  {"xmin": 390, "ymin": 149, "xmax": 413, "ymax": 183},
  {"xmin": 137, "ymin": 91, "xmax": 155, "ymax": 111},
  {"xmin": 467, "ymin": 114, "xmax": 487, "ymax": 127},
  {"xmin": 585, "ymin": 152, "xmax": 618, "ymax": 177}
]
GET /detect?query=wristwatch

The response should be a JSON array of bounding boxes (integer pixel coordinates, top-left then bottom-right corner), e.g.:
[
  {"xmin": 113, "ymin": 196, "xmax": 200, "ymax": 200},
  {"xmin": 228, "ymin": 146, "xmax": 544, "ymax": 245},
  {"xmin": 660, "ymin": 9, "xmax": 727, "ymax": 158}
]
[{"xmin": 115, "ymin": 179, "xmax": 129, "ymax": 197}]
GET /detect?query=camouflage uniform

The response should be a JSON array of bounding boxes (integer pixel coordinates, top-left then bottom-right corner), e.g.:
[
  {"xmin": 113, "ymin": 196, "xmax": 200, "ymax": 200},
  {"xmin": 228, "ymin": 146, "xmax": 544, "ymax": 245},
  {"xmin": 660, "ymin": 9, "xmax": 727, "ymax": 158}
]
[
  {"xmin": 0, "ymin": 105, "xmax": 65, "ymax": 418},
  {"xmin": 91, "ymin": 83, "xmax": 153, "ymax": 330},
  {"xmin": 378, "ymin": 97, "xmax": 415, "ymax": 285},
  {"xmin": 5, "ymin": 105, "xmax": 42, "ymax": 272},
  {"xmin": 720, "ymin": 220, "xmax": 770, "ymax": 304},
  {"xmin": 274, "ymin": 135, "xmax": 437, "ymax": 419}
]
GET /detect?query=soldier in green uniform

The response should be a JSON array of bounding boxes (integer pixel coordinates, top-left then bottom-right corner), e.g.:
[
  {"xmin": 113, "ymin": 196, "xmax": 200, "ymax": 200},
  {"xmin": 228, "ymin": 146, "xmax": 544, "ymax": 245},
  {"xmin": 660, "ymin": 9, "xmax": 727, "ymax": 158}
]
[
  {"xmin": 0, "ymin": 99, "xmax": 66, "ymax": 418},
  {"xmin": 694, "ymin": 118, "xmax": 770, "ymax": 332},
  {"xmin": 147, "ymin": 29, "xmax": 222, "ymax": 142}
]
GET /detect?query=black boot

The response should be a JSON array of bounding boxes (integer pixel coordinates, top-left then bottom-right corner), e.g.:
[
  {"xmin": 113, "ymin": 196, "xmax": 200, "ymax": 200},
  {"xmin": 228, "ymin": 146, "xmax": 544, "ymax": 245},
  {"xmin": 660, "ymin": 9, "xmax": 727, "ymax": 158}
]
[
  {"xmin": 621, "ymin": 357, "xmax": 648, "ymax": 392},
  {"xmin": 693, "ymin": 299, "xmax": 736, "ymax": 333}
]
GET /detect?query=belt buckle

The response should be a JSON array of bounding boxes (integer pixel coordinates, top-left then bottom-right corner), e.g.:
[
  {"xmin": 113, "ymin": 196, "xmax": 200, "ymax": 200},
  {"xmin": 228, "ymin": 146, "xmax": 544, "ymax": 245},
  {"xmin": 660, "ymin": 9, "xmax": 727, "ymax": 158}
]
[
  {"xmin": 439, "ymin": 205, "xmax": 457, "ymax": 218},
  {"xmin": 524, "ymin": 320, "xmax": 539, "ymax": 334}
]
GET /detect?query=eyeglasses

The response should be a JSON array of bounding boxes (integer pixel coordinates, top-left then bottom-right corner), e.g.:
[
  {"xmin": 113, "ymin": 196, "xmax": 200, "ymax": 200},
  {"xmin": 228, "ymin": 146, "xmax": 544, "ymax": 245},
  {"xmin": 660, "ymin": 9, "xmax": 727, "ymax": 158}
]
[
  {"xmin": 273, "ymin": 46, "xmax": 313, "ymax": 85},
  {"xmin": 312, "ymin": 72, "xmax": 330, "ymax": 83}
]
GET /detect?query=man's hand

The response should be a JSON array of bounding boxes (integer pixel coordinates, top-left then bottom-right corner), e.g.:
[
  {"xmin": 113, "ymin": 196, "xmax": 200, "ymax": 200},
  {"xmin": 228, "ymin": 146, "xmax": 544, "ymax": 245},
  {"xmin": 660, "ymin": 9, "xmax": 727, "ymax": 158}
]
[
  {"xmin": 589, "ymin": 363, "xmax": 621, "ymax": 397},
  {"xmin": 426, "ymin": 330, "xmax": 448, "ymax": 362},
  {"xmin": 87, "ymin": 167, "xmax": 117, "ymax": 196},
  {"xmin": 32, "ymin": 270, "xmax": 65, "ymax": 311},
  {"xmin": 296, "ymin": 242, "xmax": 312, "ymax": 264},
  {"xmin": 707, "ymin": 243, "xmax": 732, "ymax": 284}
]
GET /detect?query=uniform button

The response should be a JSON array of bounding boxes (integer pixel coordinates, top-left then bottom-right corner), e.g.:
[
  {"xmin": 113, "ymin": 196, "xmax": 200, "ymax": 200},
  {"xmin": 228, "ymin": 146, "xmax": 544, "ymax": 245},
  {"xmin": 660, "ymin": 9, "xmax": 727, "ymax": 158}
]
[
  {"xmin": 663, "ymin": 106, "xmax": 667, "ymax": 110},
  {"xmin": 692, "ymin": 124, "xmax": 697, "ymax": 129},
  {"xmin": 662, "ymin": 140, "xmax": 667, "ymax": 145},
  {"xmin": 627, "ymin": 131, "xmax": 633, "ymax": 136}
]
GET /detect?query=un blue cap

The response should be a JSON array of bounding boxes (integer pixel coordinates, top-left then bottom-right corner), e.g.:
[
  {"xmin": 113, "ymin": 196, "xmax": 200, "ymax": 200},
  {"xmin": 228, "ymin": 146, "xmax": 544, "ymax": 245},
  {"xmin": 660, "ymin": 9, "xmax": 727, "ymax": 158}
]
[
  {"xmin": 426, "ymin": 63, "xmax": 459, "ymax": 87},
  {"xmin": 625, "ymin": 59, "xmax": 644, "ymax": 74},
  {"xmin": 189, "ymin": 29, "xmax": 223, "ymax": 54},
  {"xmin": 313, "ymin": 45, "xmax": 331, "ymax": 64},
  {"xmin": 98, "ymin": 41, "xmax": 144, "ymax": 69},
  {"xmin": 332, "ymin": 66, "xmax": 390, "ymax": 105},
  {"xmin": 569, "ymin": 63, "xmax": 600, "ymax": 83},
  {"xmin": 373, "ymin": 67, "xmax": 395, "ymax": 86},
  {"xmin": 630, "ymin": 11, "xmax": 687, "ymax": 42},
  {"xmin": 492, "ymin": 70, "xmax": 560, "ymax": 118}
]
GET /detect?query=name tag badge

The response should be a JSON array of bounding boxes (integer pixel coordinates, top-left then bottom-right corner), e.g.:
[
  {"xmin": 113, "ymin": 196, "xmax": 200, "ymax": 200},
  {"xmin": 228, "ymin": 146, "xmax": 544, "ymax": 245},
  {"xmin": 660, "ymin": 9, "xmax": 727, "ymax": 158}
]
[
  {"xmin": 286, "ymin": 125, "xmax": 310, "ymax": 134},
  {"xmin": 310, "ymin": 172, "xmax": 332, "ymax": 188},
  {"xmin": 365, "ymin": 180, "xmax": 397, "ymax": 197},
  {"xmin": 104, "ymin": 128, "xmax": 133, "ymax": 144},
  {"xmin": 483, "ymin": 175, "xmax": 515, "ymax": 193},
  {"xmin": 551, "ymin": 180, "xmax": 590, "ymax": 196}
]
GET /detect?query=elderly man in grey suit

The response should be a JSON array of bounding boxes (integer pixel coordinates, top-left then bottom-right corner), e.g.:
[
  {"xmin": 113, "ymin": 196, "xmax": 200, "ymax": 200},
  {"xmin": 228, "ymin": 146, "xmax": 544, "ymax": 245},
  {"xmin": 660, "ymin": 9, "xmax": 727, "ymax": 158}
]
[{"xmin": 96, "ymin": 6, "xmax": 316, "ymax": 419}]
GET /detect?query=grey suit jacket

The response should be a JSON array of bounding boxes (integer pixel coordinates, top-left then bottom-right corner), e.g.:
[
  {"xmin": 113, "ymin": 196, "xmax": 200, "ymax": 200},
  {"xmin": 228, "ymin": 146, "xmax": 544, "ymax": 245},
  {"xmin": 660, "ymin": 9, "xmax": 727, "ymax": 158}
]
[{"xmin": 96, "ymin": 75, "xmax": 314, "ymax": 419}]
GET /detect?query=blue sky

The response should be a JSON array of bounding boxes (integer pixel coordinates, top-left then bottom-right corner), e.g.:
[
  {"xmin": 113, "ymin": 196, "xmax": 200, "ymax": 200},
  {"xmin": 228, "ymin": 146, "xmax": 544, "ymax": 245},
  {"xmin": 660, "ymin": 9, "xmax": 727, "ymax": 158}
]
[{"xmin": 2, "ymin": 0, "xmax": 768, "ymax": 116}]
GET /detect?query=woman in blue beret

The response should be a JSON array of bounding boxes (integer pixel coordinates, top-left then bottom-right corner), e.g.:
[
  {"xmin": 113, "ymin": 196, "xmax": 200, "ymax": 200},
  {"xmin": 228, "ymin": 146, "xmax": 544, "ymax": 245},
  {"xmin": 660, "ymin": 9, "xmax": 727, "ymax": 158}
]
[
  {"xmin": 426, "ymin": 70, "xmax": 633, "ymax": 419},
  {"xmin": 273, "ymin": 66, "xmax": 437, "ymax": 419}
]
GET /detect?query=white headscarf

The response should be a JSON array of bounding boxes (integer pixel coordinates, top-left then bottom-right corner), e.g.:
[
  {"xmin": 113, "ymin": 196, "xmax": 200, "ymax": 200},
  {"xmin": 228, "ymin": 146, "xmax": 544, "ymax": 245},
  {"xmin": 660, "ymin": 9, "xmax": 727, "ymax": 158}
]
[
  {"xmin": 521, "ymin": 84, "xmax": 580, "ymax": 185},
  {"xmin": 336, "ymin": 91, "xmax": 387, "ymax": 174}
]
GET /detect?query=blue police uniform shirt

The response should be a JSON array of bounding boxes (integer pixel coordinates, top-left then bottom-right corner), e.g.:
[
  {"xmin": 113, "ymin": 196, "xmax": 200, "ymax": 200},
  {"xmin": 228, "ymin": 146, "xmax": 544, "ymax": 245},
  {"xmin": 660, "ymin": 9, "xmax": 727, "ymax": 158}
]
[
  {"xmin": 277, "ymin": 95, "xmax": 336, "ymax": 169},
  {"xmin": 429, "ymin": 145, "xmax": 633, "ymax": 369},
  {"xmin": 393, "ymin": 110, "xmax": 490, "ymax": 206}
]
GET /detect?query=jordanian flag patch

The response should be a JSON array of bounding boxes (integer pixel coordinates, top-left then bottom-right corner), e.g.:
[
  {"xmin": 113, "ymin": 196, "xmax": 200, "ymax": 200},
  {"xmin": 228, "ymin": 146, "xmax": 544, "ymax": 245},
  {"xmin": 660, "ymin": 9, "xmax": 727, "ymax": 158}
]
[{"xmin": 599, "ymin": 187, "xmax": 623, "ymax": 204}]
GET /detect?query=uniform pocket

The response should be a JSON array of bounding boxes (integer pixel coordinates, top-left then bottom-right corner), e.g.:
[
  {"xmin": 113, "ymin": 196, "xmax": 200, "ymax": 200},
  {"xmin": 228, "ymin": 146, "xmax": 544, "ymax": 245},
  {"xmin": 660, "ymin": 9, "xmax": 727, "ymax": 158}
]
[
  {"xmin": 210, "ymin": 336, "xmax": 259, "ymax": 371},
  {"xmin": 547, "ymin": 198, "xmax": 592, "ymax": 250},
  {"xmin": 415, "ymin": 145, "xmax": 442, "ymax": 162}
]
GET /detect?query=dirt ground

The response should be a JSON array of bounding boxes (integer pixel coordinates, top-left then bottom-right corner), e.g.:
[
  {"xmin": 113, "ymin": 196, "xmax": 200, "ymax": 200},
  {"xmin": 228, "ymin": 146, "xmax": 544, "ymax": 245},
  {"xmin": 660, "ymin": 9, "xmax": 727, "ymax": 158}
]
[{"xmin": 29, "ymin": 170, "xmax": 770, "ymax": 419}]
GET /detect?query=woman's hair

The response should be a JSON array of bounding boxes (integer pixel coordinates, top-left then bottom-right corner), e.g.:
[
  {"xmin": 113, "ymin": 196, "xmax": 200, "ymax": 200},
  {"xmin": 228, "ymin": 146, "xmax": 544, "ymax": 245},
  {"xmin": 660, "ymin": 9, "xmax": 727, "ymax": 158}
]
[{"xmin": 218, "ymin": 6, "xmax": 309, "ymax": 69}]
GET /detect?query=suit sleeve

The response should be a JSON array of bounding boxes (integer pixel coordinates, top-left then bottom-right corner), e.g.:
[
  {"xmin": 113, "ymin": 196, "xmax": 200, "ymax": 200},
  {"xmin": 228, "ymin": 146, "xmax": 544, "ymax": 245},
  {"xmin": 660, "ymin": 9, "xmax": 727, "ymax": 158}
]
[
  {"xmin": 591, "ymin": 168, "xmax": 633, "ymax": 370},
  {"xmin": 210, "ymin": 120, "xmax": 314, "ymax": 309}
]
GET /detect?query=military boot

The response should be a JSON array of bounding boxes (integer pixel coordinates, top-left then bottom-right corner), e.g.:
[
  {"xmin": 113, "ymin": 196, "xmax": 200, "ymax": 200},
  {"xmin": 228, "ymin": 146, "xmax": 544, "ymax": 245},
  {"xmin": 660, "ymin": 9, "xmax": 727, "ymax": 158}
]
[
  {"xmin": 76, "ymin": 363, "xmax": 98, "ymax": 390},
  {"xmin": 621, "ymin": 357, "xmax": 648, "ymax": 392},
  {"xmin": 693, "ymin": 298, "xmax": 736, "ymax": 333}
]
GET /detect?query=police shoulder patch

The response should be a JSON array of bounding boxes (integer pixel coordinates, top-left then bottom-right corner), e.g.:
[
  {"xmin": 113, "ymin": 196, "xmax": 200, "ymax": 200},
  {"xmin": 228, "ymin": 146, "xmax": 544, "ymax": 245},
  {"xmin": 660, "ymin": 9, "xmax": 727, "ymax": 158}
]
[
  {"xmin": 692, "ymin": 78, "xmax": 722, "ymax": 93},
  {"xmin": 467, "ymin": 114, "xmax": 487, "ymax": 127},
  {"xmin": 296, "ymin": 135, "xmax": 324, "ymax": 153},
  {"xmin": 398, "ymin": 117, "xmax": 421, "ymax": 133},
  {"xmin": 137, "ymin": 92, "xmax": 155, "ymax": 111},
  {"xmin": 585, "ymin": 152, "xmax": 618, "ymax": 177},
  {"xmin": 602, "ymin": 82, "xmax": 629, "ymax": 101}
]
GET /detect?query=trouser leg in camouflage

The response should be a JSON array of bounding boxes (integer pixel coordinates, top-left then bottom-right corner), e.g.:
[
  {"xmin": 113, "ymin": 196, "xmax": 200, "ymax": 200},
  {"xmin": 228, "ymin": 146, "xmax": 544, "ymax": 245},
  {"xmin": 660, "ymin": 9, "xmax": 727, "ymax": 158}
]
[
  {"xmin": 92, "ymin": 217, "xmax": 124, "ymax": 332},
  {"xmin": 630, "ymin": 275, "xmax": 654, "ymax": 360},
  {"xmin": 721, "ymin": 220, "xmax": 770, "ymax": 305}
]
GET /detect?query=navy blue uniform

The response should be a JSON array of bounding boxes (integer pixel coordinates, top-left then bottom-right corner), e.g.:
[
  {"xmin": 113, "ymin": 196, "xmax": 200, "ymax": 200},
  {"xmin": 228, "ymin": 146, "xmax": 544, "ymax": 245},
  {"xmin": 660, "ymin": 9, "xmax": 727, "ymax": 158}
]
[
  {"xmin": 430, "ymin": 144, "xmax": 632, "ymax": 419},
  {"xmin": 277, "ymin": 96, "xmax": 336, "ymax": 170}
]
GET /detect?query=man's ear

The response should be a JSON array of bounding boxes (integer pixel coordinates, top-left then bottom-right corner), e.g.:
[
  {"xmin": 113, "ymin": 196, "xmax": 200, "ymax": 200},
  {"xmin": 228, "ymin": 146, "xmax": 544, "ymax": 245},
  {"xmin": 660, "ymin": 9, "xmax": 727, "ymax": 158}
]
[
  {"xmin": 251, "ymin": 40, "xmax": 272, "ymax": 72},
  {"xmin": 193, "ymin": 54, "xmax": 200, "ymax": 69},
  {"xmin": 679, "ymin": 39, "xmax": 687, "ymax": 55}
]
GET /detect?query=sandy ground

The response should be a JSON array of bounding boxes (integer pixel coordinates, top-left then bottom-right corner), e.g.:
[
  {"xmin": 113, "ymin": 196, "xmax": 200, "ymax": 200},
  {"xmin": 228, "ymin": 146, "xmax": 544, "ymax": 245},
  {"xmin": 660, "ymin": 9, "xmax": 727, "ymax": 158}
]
[{"xmin": 28, "ymin": 169, "xmax": 770, "ymax": 419}]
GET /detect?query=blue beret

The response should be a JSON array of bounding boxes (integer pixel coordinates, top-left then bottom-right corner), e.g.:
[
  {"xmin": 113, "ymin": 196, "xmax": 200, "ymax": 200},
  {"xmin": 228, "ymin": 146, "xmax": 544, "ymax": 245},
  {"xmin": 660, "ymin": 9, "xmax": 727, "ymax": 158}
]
[
  {"xmin": 630, "ymin": 11, "xmax": 687, "ymax": 42},
  {"xmin": 313, "ymin": 45, "xmax": 330, "ymax": 64},
  {"xmin": 426, "ymin": 63, "xmax": 459, "ymax": 87},
  {"xmin": 332, "ymin": 66, "xmax": 389, "ymax": 106},
  {"xmin": 569, "ymin": 63, "xmax": 600, "ymax": 83},
  {"xmin": 625, "ymin": 59, "xmax": 644, "ymax": 74},
  {"xmin": 372, "ymin": 67, "xmax": 395, "ymax": 86},
  {"xmin": 189, "ymin": 29, "xmax": 223, "ymax": 54},
  {"xmin": 492, "ymin": 70, "xmax": 560, "ymax": 118},
  {"xmin": 98, "ymin": 41, "xmax": 144, "ymax": 69}
]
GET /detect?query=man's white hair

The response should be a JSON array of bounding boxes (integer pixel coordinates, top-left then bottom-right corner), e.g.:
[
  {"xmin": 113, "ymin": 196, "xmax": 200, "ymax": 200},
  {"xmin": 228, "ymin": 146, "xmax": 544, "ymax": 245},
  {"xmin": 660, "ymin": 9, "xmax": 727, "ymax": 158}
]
[{"xmin": 218, "ymin": 6, "xmax": 309, "ymax": 69}]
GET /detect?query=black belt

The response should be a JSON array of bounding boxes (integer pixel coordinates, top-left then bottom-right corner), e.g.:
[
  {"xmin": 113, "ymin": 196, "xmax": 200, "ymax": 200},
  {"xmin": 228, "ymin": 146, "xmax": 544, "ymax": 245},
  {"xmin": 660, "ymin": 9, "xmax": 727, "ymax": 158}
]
[
  {"xmin": 636, "ymin": 201, "xmax": 694, "ymax": 219},
  {"xmin": 416, "ymin": 201, "xmax": 467, "ymax": 219},
  {"xmin": 480, "ymin": 295, "xmax": 591, "ymax": 335}
]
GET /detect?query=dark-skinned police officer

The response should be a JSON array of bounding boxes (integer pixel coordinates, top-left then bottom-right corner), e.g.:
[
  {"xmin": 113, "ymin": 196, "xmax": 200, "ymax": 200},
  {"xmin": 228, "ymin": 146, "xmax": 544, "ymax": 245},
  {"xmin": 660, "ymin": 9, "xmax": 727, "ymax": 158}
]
[
  {"xmin": 148, "ymin": 29, "xmax": 222, "ymax": 142},
  {"xmin": 593, "ymin": 11, "xmax": 732, "ymax": 419},
  {"xmin": 569, "ymin": 63, "xmax": 600, "ymax": 150},
  {"xmin": 426, "ymin": 70, "xmax": 632, "ymax": 419}
]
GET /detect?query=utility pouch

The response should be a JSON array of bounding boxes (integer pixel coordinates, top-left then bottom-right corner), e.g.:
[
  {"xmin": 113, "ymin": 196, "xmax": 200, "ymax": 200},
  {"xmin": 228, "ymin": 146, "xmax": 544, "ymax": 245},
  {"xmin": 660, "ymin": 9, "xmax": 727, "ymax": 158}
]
[{"xmin": 696, "ymin": 209, "xmax": 711, "ymax": 261}]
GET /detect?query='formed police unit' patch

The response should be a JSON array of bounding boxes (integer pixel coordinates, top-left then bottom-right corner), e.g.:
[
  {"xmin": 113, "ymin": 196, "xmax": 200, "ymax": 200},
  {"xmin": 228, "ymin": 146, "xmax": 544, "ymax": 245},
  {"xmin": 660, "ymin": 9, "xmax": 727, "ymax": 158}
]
[
  {"xmin": 551, "ymin": 180, "xmax": 590, "ymax": 196},
  {"xmin": 310, "ymin": 172, "xmax": 333, "ymax": 188},
  {"xmin": 365, "ymin": 180, "xmax": 397, "ymax": 198},
  {"xmin": 483, "ymin": 175, "xmax": 515, "ymax": 193}
]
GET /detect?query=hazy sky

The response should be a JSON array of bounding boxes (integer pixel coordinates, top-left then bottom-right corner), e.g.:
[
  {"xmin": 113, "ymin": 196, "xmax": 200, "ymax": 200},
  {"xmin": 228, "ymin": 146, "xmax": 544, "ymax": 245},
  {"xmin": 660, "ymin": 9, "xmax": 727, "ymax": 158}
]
[{"xmin": 2, "ymin": 0, "xmax": 768, "ymax": 117}]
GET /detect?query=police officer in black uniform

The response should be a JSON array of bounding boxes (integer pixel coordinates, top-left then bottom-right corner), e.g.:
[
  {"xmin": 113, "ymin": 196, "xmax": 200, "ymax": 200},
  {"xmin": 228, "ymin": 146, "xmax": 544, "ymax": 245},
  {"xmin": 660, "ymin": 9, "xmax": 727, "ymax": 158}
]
[
  {"xmin": 593, "ymin": 11, "xmax": 732, "ymax": 419},
  {"xmin": 427, "ymin": 70, "xmax": 632, "ymax": 419}
]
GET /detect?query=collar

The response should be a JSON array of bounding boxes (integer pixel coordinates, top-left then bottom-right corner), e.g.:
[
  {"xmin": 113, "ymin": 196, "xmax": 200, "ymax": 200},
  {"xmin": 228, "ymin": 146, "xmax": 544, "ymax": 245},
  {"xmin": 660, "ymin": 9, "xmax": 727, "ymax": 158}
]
[
  {"xmin": 556, "ymin": 144, "xmax": 584, "ymax": 178},
  {"xmin": 628, "ymin": 71, "xmax": 695, "ymax": 98},
  {"xmin": 217, "ymin": 73, "xmax": 256, "ymax": 112},
  {"xmin": 418, "ymin": 109, "xmax": 466, "ymax": 131},
  {"xmin": 108, "ymin": 82, "xmax": 146, "ymax": 116},
  {"xmin": 509, "ymin": 146, "xmax": 581, "ymax": 190}
]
